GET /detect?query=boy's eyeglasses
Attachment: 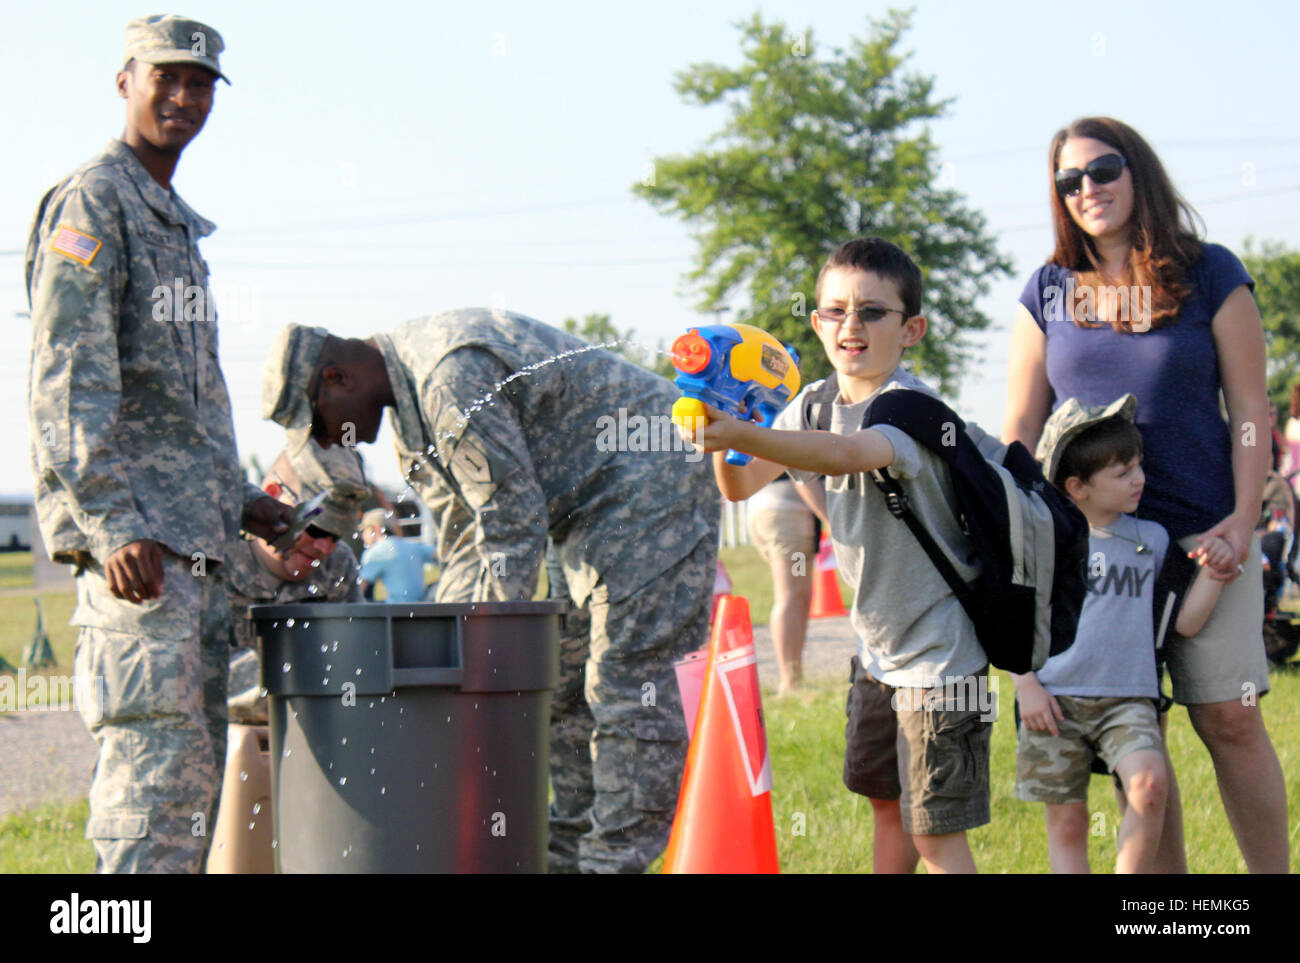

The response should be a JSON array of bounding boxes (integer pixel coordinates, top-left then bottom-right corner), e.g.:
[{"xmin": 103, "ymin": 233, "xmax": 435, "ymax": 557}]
[
  {"xmin": 1054, "ymin": 153, "xmax": 1126, "ymax": 198},
  {"xmin": 815, "ymin": 305, "xmax": 905, "ymax": 324}
]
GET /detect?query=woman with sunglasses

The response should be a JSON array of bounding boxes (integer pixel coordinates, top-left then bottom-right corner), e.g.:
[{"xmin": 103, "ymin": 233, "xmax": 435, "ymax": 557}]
[{"xmin": 1003, "ymin": 116, "xmax": 1287, "ymax": 873}]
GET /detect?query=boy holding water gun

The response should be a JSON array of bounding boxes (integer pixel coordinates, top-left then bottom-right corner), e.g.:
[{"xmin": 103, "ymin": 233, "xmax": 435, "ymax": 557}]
[{"xmin": 677, "ymin": 237, "xmax": 989, "ymax": 874}]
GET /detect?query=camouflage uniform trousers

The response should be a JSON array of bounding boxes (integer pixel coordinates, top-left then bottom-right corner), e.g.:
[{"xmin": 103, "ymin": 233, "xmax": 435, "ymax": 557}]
[
  {"xmin": 72, "ymin": 552, "xmax": 230, "ymax": 873},
  {"xmin": 547, "ymin": 536, "xmax": 717, "ymax": 874},
  {"xmin": 1015, "ymin": 695, "xmax": 1164, "ymax": 804}
]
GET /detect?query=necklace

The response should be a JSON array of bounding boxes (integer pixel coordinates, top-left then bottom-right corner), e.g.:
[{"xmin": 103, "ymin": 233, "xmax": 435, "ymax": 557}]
[{"xmin": 1093, "ymin": 516, "xmax": 1151, "ymax": 555}]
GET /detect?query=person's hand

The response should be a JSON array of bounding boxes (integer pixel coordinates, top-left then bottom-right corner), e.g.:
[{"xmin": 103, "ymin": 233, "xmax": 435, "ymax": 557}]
[
  {"xmin": 1194, "ymin": 511, "xmax": 1253, "ymax": 583},
  {"xmin": 105, "ymin": 539, "xmax": 164, "ymax": 604},
  {"xmin": 1189, "ymin": 533, "xmax": 1235, "ymax": 572},
  {"xmin": 675, "ymin": 402, "xmax": 749, "ymax": 454},
  {"xmin": 1014, "ymin": 675, "xmax": 1063, "ymax": 737},
  {"xmin": 242, "ymin": 495, "xmax": 294, "ymax": 541}
]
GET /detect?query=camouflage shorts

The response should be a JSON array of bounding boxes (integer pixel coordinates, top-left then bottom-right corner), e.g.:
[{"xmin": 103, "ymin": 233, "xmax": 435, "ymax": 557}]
[{"xmin": 1015, "ymin": 696, "xmax": 1163, "ymax": 804}]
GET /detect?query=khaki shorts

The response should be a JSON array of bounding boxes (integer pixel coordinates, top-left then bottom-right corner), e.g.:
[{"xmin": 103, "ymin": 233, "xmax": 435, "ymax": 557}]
[
  {"xmin": 747, "ymin": 508, "xmax": 816, "ymax": 568},
  {"xmin": 1015, "ymin": 696, "xmax": 1163, "ymax": 804},
  {"xmin": 843, "ymin": 657, "xmax": 991, "ymax": 836},
  {"xmin": 1165, "ymin": 534, "xmax": 1271, "ymax": 705}
]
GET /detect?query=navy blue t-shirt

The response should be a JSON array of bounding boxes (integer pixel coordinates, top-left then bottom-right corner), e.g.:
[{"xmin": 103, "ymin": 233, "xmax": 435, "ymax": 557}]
[{"xmin": 1019, "ymin": 244, "xmax": 1254, "ymax": 539}]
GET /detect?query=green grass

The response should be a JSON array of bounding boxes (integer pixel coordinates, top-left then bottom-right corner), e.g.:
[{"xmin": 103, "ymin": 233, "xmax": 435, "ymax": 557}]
[
  {"xmin": 0, "ymin": 799, "xmax": 94, "ymax": 873},
  {"xmin": 0, "ymin": 551, "xmax": 34, "ymax": 589}
]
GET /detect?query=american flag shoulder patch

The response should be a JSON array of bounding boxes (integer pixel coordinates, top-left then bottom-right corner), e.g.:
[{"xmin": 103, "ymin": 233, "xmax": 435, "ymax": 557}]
[{"xmin": 49, "ymin": 225, "xmax": 102, "ymax": 266}]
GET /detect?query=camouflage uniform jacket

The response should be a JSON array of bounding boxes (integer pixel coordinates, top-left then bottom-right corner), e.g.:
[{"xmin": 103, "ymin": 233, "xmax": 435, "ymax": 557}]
[
  {"xmin": 222, "ymin": 539, "xmax": 362, "ymax": 650},
  {"xmin": 26, "ymin": 139, "xmax": 263, "ymax": 567},
  {"xmin": 376, "ymin": 309, "xmax": 717, "ymax": 605}
]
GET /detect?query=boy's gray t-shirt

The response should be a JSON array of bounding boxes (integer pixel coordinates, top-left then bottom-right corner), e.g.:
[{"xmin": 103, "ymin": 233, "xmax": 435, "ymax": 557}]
[
  {"xmin": 772, "ymin": 367, "xmax": 987, "ymax": 688},
  {"xmin": 1036, "ymin": 519, "xmax": 1169, "ymax": 698}
]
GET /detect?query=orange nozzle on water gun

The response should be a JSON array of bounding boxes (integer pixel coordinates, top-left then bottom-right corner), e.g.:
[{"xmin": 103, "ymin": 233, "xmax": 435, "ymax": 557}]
[{"xmin": 669, "ymin": 323, "xmax": 801, "ymax": 466}]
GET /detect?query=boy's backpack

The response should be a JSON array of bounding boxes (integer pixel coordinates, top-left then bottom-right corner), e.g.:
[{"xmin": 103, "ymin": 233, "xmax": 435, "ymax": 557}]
[{"xmin": 803, "ymin": 375, "xmax": 1089, "ymax": 674}]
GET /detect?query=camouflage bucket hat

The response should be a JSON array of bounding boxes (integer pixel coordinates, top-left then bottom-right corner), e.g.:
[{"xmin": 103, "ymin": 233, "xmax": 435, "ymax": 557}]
[
  {"xmin": 1036, "ymin": 394, "xmax": 1138, "ymax": 485},
  {"xmin": 263, "ymin": 324, "xmax": 329, "ymax": 453},
  {"xmin": 124, "ymin": 15, "xmax": 230, "ymax": 84}
]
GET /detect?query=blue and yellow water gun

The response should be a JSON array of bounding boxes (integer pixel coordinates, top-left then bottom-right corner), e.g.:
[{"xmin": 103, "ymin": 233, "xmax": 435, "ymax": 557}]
[{"xmin": 669, "ymin": 323, "xmax": 801, "ymax": 465}]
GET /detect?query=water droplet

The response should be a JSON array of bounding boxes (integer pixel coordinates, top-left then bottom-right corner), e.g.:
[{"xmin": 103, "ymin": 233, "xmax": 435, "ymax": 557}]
[
  {"xmin": 283, "ymin": 747, "xmax": 292, "ymax": 758},
  {"xmin": 239, "ymin": 771, "xmax": 248, "ymax": 782},
  {"xmin": 333, "ymin": 641, "xmax": 340, "ymax": 651},
  {"xmin": 271, "ymin": 839, "xmax": 277, "ymax": 849},
  {"xmin": 286, "ymin": 618, "xmax": 295, "ymax": 627},
  {"xmin": 320, "ymin": 644, "xmax": 328, "ymax": 653},
  {"xmin": 252, "ymin": 803, "xmax": 262, "ymax": 815},
  {"xmin": 325, "ymin": 663, "xmax": 332, "ymax": 671},
  {"xmin": 370, "ymin": 767, "xmax": 376, "ymax": 775},
  {"xmin": 248, "ymin": 821, "xmax": 256, "ymax": 830},
  {"xmin": 341, "ymin": 737, "xmax": 348, "ymax": 745},
  {"xmin": 282, "ymin": 662, "xmax": 292, "ymax": 673},
  {"xmin": 355, "ymin": 668, "xmax": 363, "ymax": 676},
  {"xmin": 304, "ymin": 620, "xmax": 311, "ymax": 627},
  {"xmin": 339, "ymin": 777, "xmax": 347, "ymax": 786},
  {"xmin": 380, "ymin": 786, "xmax": 386, "ymax": 795},
  {"xmin": 259, "ymin": 687, "xmax": 268, "ymax": 698},
  {"xmin": 322, "ymin": 677, "xmax": 329, "ymax": 685}
]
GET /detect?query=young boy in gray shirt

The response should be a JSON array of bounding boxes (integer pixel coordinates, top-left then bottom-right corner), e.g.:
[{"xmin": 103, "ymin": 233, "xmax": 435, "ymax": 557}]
[
  {"xmin": 1015, "ymin": 395, "xmax": 1229, "ymax": 873},
  {"xmin": 679, "ymin": 237, "xmax": 990, "ymax": 874}
]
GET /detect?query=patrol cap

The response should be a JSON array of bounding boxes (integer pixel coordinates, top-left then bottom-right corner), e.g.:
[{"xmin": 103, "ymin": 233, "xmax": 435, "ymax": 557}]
[
  {"xmin": 361, "ymin": 508, "xmax": 395, "ymax": 535},
  {"xmin": 124, "ymin": 15, "xmax": 231, "ymax": 84},
  {"xmin": 262, "ymin": 440, "xmax": 368, "ymax": 539},
  {"xmin": 1036, "ymin": 393, "xmax": 1138, "ymax": 485},
  {"xmin": 263, "ymin": 324, "xmax": 329, "ymax": 453}
]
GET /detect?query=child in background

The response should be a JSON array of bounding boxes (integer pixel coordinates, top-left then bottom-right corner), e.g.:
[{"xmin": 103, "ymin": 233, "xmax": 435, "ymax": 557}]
[{"xmin": 1015, "ymin": 395, "xmax": 1229, "ymax": 873}]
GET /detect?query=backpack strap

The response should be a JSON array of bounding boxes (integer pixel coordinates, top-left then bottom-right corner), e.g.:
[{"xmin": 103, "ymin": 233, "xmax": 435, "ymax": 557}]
[
  {"xmin": 862, "ymin": 390, "xmax": 981, "ymax": 624},
  {"xmin": 801, "ymin": 373, "xmax": 840, "ymax": 432}
]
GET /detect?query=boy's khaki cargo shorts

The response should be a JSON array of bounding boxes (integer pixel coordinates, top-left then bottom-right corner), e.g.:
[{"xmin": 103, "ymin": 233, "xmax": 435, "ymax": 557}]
[{"xmin": 843, "ymin": 656, "xmax": 991, "ymax": 836}]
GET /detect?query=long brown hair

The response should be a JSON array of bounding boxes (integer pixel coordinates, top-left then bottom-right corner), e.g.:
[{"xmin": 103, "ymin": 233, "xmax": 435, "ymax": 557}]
[{"xmin": 1048, "ymin": 117, "xmax": 1203, "ymax": 332}]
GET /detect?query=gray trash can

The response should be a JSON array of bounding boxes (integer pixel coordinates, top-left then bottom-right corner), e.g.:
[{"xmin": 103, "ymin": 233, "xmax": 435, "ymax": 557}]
[{"xmin": 251, "ymin": 600, "xmax": 564, "ymax": 873}]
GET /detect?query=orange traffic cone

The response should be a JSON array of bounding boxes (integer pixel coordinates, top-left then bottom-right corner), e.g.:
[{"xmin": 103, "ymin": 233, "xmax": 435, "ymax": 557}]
[
  {"xmin": 810, "ymin": 532, "xmax": 847, "ymax": 618},
  {"xmin": 664, "ymin": 595, "xmax": 779, "ymax": 873}
]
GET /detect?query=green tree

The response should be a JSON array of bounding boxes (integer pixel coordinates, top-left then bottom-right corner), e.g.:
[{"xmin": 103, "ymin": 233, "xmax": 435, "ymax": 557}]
[
  {"xmin": 562, "ymin": 312, "xmax": 675, "ymax": 379},
  {"xmin": 633, "ymin": 9, "xmax": 1012, "ymax": 392},
  {"xmin": 1242, "ymin": 239, "xmax": 1300, "ymax": 409}
]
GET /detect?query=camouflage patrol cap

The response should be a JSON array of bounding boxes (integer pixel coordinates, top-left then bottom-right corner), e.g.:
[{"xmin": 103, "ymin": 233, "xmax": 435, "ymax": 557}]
[
  {"xmin": 1036, "ymin": 394, "xmax": 1138, "ymax": 485},
  {"xmin": 263, "ymin": 440, "xmax": 368, "ymax": 539},
  {"xmin": 124, "ymin": 15, "xmax": 230, "ymax": 84},
  {"xmin": 263, "ymin": 324, "xmax": 329, "ymax": 453}
]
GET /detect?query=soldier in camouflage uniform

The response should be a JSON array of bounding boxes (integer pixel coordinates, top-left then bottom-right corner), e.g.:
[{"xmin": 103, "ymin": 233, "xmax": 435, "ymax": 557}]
[
  {"xmin": 226, "ymin": 440, "xmax": 367, "ymax": 725},
  {"xmin": 25, "ymin": 17, "xmax": 292, "ymax": 873},
  {"xmin": 262, "ymin": 310, "xmax": 720, "ymax": 873}
]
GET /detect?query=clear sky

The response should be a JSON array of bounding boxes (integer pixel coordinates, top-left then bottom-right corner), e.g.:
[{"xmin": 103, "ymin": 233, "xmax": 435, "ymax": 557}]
[{"xmin": 3, "ymin": 0, "xmax": 1298, "ymax": 496}]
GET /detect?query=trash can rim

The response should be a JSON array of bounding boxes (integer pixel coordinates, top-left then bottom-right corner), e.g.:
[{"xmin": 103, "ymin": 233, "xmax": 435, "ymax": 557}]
[{"xmin": 249, "ymin": 600, "xmax": 568, "ymax": 621}]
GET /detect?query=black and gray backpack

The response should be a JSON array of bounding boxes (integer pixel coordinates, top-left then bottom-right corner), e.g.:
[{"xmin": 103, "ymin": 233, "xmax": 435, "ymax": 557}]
[{"xmin": 803, "ymin": 375, "xmax": 1089, "ymax": 674}]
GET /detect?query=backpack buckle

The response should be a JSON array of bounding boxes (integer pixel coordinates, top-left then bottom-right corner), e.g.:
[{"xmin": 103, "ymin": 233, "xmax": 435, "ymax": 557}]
[{"xmin": 883, "ymin": 488, "xmax": 909, "ymax": 518}]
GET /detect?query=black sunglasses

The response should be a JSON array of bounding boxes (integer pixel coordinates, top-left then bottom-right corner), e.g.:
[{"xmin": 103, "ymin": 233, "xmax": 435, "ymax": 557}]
[
  {"xmin": 815, "ymin": 305, "xmax": 906, "ymax": 324},
  {"xmin": 303, "ymin": 523, "xmax": 337, "ymax": 541},
  {"xmin": 1054, "ymin": 153, "xmax": 1126, "ymax": 198}
]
